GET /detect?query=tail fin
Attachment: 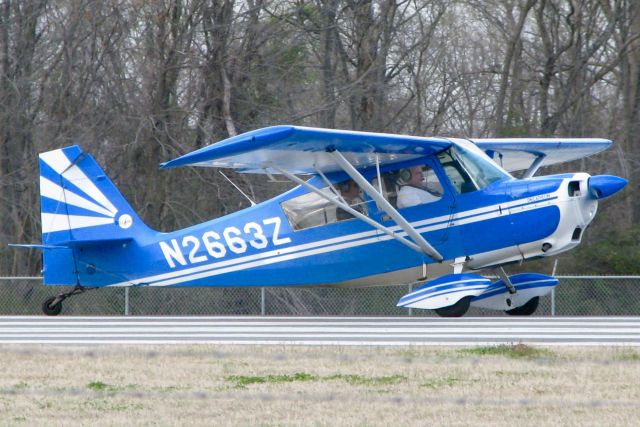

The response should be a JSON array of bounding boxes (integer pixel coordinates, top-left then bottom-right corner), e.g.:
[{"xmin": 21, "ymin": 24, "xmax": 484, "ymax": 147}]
[{"xmin": 39, "ymin": 145, "xmax": 152, "ymax": 285}]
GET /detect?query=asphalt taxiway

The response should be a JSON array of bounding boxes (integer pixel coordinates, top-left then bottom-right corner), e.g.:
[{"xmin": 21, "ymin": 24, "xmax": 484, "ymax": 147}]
[{"xmin": 0, "ymin": 316, "xmax": 638, "ymax": 345}]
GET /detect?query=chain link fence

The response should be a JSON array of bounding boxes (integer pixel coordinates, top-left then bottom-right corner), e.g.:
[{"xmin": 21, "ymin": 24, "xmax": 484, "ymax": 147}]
[{"xmin": 0, "ymin": 276, "xmax": 638, "ymax": 316}]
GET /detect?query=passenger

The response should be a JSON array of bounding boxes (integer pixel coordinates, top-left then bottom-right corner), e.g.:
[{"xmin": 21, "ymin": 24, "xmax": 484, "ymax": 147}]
[
  {"xmin": 336, "ymin": 180, "xmax": 366, "ymax": 220},
  {"xmin": 397, "ymin": 166, "xmax": 440, "ymax": 209}
]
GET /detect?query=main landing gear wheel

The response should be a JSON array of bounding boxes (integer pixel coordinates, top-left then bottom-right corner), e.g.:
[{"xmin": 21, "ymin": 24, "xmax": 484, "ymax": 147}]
[
  {"xmin": 41, "ymin": 285, "xmax": 89, "ymax": 316},
  {"xmin": 435, "ymin": 296, "xmax": 472, "ymax": 318},
  {"xmin": 505, "ymin": 296, "xmax": 539, "ymax": 316},
  {"xmin": 42, "ymin": 297, "xmax": 62, "ymax": 316}
]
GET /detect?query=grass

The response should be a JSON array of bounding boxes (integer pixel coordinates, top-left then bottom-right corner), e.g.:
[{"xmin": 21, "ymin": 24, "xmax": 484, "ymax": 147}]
[
  {"xmin": 612, "ymin": 349, "xmax": 640, "ymax": 361},
  {"xmin": 226, "ymin": 372, "xmax": 406, "ymax": 387},
  {"xmin": 87, "ymin": 381, "xmax": 110, "ymax": 392},
  {"xmin": 13, "ymin": 381, "xmax": 28, "ymax": 390},
  {"xmin": 326, "ymin": 374, "xmax": 406, "ymax": 386},
  {"xmin": 0, "ymin": 344, "xmax": 638, "ymax": 426},
  {"xmin": 86, "ymin": 381, "xmax": 139, "ymax": 393},
  {"xmin": 227, "ymin": 372, "xmax": 317, "ymax": 387},
  {"xmin": 460, "ymin": 343, "xmax": 555, "ymax": 359},
  {"xmin": 421, "ymin": 375, "xmax": 470, "ymax": 389}
]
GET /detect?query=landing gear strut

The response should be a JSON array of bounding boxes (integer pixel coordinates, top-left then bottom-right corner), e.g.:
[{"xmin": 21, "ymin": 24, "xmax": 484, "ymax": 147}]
[{"xmin": 42, "ymin": 285, "xmax": 88, "ymax": 316}]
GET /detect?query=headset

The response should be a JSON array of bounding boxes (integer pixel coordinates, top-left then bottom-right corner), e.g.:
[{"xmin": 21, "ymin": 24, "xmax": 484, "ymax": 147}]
[{"xmin": 399, "ymin": 169, "xmax": 412, "ymax": 182}]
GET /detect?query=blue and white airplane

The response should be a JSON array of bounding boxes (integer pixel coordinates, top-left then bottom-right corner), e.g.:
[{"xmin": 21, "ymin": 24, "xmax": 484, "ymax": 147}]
[{"xmin": 20, "ymin": 126, "xmax": 627, "ymax": 316}]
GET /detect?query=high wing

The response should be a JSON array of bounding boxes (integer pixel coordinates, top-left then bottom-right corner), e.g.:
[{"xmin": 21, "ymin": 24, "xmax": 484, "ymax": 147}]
[
  {"xmin": 161, "ymin": 126, "xmax": 451, "ymax": 174},
  {"xmin": 472, "ymin": 138, "xmax": 612, "ymax": 175},
  {"xmin": 163, "ymin": 125, "xmax": 449, "ymax": 262}
]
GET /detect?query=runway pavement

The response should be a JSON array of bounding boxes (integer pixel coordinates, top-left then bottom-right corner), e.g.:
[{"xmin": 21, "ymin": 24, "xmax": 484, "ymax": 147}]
[{"xmin": 0, "ymin": 316, "xmax": 639, "ymax": 345}]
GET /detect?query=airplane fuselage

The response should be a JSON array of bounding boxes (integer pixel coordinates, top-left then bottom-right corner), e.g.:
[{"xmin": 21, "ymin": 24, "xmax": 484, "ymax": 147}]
[{"xmin": 62, "ymin": 171, "xmax": 595, "ymax": 289}]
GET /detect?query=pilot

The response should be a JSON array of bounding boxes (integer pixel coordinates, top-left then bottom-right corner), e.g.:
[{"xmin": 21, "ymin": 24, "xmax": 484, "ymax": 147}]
[
  {"xmin": 397, "ymin": 166, "xmax": 440, "ymax": 209},
  {"xmin": 336, "ymin": 180, "xmax": 366, "ymax": 220}
]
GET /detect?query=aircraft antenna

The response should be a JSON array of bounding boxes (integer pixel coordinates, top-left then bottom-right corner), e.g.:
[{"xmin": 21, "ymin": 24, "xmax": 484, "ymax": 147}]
[{"xmin": 219, "ymin": 171, "xmax": 256, "ymax": 206}]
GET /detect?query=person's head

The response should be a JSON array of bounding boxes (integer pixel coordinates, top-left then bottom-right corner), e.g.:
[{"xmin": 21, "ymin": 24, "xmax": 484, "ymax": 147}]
[
  {"xmin": 338, "ymin": 180, "xmax": 359, "ymax": 199},
  {"xmin": 401, "ymin": 166, "xmax": 424, "ymax": 186}
]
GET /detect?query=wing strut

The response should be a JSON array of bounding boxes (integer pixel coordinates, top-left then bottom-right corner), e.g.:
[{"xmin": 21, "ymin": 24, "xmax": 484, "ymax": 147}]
[
  {"xmin": 268, "ymin": 163, "xmax": 425, "ymax": 254},
  {"xmin": 522, "ymin": 154, "xmax": 546, "ymax": 178},
  {"xmin": 329, "ymin": 149, "xmax": 444, "ymax": 262}
]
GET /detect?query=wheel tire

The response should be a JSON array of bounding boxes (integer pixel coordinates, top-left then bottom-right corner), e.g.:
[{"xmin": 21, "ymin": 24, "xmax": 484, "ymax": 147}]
[
  {"xmin": 435, "ymin": 296, "xmax": 472, "ymax": 318},
  {"xmin": 42, "ymin": 297, "xmax": 62, "ymax": 316},
  {"xmin": 505, "ymin": 296, "xmax": 539, "ymax": 316}
]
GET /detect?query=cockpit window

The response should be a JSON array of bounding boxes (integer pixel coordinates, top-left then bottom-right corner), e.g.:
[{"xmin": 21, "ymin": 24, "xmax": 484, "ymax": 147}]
[
  {"xmin": 281, "ymin": 181, "xmax": 369, "ymax": 230},
  {"xmin": 437, "ymin": 141, "xmax": 511, "ymax": 193}
]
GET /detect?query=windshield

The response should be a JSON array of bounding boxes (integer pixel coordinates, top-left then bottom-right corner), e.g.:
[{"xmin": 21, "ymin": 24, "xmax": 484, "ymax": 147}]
[{"xmin": 438, "ymin": 139, "xmax": 511, "ymax": 193}]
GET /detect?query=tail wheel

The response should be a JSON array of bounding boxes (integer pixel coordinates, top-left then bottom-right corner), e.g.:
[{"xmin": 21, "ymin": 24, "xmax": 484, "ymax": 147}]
[
  {"xmin": 435, "ymin": 296, "xmax": 472, "ymax": 318},
  {"xmin": 505, "ymin": 296, "xmax": 539, "ymax": 316},
  {"xmin": 42, "ymin": 297, "xmax": 63, "ymax": 316}
]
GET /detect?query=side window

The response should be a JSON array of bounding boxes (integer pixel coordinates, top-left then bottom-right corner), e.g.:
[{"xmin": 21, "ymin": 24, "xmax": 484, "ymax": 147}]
[
  {"xmin": 372, "ymin": 164, "xmax": 444, "ymax": 210},
  {"xmin": 335, "ymin": 180, "xmax": 368, "ymax": 220},
  {"xmin": 394, "ymin": 165, "xmax": 444, "ymax": 209},
  {"xmin": 281, "ymin": 181, "xmax": 368, "ymax": 231}
]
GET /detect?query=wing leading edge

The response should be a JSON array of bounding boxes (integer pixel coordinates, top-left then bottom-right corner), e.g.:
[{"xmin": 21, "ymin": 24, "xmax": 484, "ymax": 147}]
[{"xmin": 161, "ymin": 126, "xmax": 452, "ymax": 174}]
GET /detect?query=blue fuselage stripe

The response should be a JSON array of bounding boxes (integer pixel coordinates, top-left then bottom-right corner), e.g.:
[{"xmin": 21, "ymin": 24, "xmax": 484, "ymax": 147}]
[{"xmin": 106, "ymin": 194, "xmax": 561, "ymax": 287}]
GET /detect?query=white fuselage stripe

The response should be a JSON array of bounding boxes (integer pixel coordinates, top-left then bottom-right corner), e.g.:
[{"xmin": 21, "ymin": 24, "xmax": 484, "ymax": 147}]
[{"xmin": 107, "ymin": 191, "xmax": 561, "ymax": 287}]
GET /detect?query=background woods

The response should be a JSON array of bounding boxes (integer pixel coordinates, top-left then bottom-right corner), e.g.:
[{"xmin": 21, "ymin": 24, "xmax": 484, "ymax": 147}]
[{"xmin": 0, "ymin": 0, "xmax": 638, "ymax": 276}]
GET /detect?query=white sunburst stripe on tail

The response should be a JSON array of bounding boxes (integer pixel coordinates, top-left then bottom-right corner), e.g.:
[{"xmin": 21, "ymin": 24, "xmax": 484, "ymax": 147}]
[
  {"xmin": 41, "ymin": 213, "xmax": 116, "ymax": 234},
  {"xmin": 40, "ymin": 176, "xmax": 116, "ymax": 218},
  {"xmin": 39, "ymin": 150, "xmax": 118, "ymax": 215}
]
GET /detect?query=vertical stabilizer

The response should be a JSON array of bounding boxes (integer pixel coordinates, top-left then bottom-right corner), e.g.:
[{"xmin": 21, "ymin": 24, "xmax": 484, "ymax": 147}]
[{"xmin": 39, "ymin": 145, "xmax": 152, "ymax": 285}]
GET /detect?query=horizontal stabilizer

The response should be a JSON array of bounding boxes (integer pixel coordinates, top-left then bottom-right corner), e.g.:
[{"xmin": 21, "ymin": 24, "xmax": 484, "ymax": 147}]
[
  {"xmin": 9, "ymin": 243, "xmax": 69, "ymax": 250},
  {"xmin": 397, "ymin": 273, "xmax": 491, "ymax": 310},
  {"xmin": 471, "ymin": 273, "xmax": 558, "ymax": 311}
]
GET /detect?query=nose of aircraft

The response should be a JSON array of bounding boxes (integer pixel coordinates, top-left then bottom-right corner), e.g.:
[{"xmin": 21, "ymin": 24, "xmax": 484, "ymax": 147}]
[{"xmin": 588, "ymin": 175, "xmax": 628, "ymax": 199}]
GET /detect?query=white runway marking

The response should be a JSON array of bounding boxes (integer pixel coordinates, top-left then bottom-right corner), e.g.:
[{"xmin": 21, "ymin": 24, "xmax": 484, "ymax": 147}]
[{"xmin": 0, "ymin": 316, "xmax": 639, "ymax": 346}]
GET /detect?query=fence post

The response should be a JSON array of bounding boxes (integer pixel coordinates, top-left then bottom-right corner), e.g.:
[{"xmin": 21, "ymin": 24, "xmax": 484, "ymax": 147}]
[
  {"xmin": 124, "ymin": 287, "xmax": 130, "ymax": 316},
  {"xmin": 551, "ymin": 259, "xmax": 558, "ymax": 316},
  {"xmin": 261, "ymin": 287, "xmax": 266, "ymax": 316},
  {"xmin": 408, "ymin": 284, "xmax": 413, "ymax": 317}
]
